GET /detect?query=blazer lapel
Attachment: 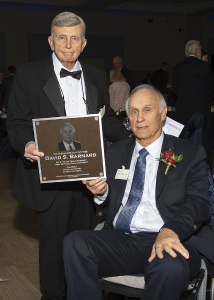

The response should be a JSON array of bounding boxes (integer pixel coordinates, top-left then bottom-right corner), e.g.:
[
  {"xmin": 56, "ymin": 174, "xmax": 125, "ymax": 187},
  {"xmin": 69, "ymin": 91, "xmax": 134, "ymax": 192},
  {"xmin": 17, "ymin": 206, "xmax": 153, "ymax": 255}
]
[
  {"xmin": 42, "ymin": 56, "xmax": 65, "ymax": 117},
  {"xmin": 156, "ymin": 134, "xmax": 174, "ymax": 200},
  {"xmin": 80, "ymin": 62, "xmax": 98, "ymax": 114}
]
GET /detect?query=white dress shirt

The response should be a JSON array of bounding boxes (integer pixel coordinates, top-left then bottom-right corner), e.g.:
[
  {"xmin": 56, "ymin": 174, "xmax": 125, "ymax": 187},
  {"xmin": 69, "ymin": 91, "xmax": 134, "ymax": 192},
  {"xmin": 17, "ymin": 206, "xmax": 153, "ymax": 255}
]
[
  {"xmin": 52, "ymin": 52, "xmax": 87, "ymax": 116},
  {"xmin": 95, "ymin": 133, "xmax": 165, "ymax": 233}
]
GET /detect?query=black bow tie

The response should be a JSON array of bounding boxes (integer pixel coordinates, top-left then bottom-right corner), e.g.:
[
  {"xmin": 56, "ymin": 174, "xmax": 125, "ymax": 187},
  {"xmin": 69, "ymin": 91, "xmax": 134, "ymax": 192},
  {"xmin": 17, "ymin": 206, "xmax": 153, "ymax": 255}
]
[{"xmin": 60, "ymin": 68, "xmax": 82, "ymax": 80}]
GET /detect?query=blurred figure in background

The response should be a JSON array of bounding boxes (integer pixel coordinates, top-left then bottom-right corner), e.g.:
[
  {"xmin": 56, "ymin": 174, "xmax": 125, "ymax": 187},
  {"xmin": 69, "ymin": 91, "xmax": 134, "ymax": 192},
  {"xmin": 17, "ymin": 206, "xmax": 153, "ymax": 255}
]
[
  {"xmin": 142, "ymin": 73, "xmax": 152, "ymax": 84},
  {"xmin": 151, "ymin": 62, "xmax": 168, "ymax": 97},
  {"xmin": 109, "ymin": 69, "xmax": 130, "ymax": 118},
  {"xmin": 173, "ymin": 40, "xmax": 214, "ymax": 170},
  {"xmin": 112, "ymin": 56, "xmax": 134, "ymax": 92},
  {"xmin": 201, "ymin": 50, "xmax": 208, "ymax": 62}
]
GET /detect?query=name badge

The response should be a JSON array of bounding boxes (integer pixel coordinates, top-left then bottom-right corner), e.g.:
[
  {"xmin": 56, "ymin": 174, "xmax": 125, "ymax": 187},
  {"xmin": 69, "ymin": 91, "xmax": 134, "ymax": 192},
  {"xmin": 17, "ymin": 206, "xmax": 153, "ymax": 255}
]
[
  {"xmin": 99, "ymin": 106, "xmax": 105, "ymax": 119},
  {"xmin": 115, "ymin": 169, "xmax": 130, "ymax": 180}
]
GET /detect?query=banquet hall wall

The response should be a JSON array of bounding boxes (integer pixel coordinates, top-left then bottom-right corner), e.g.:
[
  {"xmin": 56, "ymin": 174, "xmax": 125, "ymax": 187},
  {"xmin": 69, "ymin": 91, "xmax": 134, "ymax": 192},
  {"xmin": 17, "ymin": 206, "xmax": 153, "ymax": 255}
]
[{"xmin": 0, "ymin": 7, "xmax": 210, "ymax": 84}]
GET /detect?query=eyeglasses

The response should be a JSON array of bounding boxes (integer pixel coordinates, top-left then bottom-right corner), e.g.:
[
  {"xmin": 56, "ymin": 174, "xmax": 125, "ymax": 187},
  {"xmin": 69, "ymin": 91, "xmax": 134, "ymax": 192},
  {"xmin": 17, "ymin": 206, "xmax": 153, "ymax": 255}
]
[{"xmin": 58, "ymin": 36, "xmax": 81, "ymax": 44}]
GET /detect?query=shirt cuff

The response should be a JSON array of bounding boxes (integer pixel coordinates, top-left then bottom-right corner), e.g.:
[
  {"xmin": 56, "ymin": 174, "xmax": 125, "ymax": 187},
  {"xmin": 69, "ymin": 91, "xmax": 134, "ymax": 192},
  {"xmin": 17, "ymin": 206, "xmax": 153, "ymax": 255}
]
[{"xmin": 94, "ymin": 185, "xmax": 109, "ymax": 205}]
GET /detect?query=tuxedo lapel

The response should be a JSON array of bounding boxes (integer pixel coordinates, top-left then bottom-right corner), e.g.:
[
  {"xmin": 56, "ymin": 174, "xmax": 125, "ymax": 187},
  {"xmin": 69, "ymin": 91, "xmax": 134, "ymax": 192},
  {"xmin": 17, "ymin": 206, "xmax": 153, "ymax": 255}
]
[
  {"xmin": 156, "ymin": 134, "xmax": 174, "ymax": 200},
  {"xmin": 80, "ymin": 62, "xmax": 98, "ymax": 114},
  {"xmin": 42, "ymin": 56, "xmax": 65, "ymax": 117}
]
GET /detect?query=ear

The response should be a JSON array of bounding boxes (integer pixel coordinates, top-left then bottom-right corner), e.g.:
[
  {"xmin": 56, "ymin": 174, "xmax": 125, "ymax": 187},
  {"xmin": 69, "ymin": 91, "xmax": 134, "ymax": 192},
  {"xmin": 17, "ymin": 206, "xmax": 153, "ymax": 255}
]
[
  {"xmin": 81, "ymin": 39, "xmax": 87, "ymax": 53},
  {"xmin": 48, "ymin": 36, "xmax": 54, "ymax": 51},
  {"xmin": 161, "ymin": 106, "xmax": 167, "ymax": 122}
]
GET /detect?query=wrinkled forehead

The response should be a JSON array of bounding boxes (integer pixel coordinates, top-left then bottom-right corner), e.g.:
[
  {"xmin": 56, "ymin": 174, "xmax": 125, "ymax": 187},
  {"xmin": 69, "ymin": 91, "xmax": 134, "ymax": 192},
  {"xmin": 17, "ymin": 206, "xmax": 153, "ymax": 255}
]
[
  {"xmin": 129, "ymin": 89, "xmax": 160, "ymax": 108},
  {"xmin": 52, "ymin": 24, "xmax": 83, "ymax": 37}
]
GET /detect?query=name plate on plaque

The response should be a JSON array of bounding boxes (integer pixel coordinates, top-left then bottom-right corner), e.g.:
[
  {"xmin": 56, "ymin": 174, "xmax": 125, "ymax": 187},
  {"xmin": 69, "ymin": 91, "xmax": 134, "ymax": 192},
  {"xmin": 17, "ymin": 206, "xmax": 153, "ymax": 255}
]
[{"xmin": 33, "ymin": 114, "xmax": 106, "ymax": 183}]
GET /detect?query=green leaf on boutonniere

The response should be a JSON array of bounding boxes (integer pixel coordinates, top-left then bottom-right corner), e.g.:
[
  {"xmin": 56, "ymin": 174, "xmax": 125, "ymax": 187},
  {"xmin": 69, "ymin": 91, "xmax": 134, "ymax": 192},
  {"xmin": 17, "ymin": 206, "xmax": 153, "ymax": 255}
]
[{"xmin": 176, "ymin": 154, "xmax": 183, "ymax": 162}]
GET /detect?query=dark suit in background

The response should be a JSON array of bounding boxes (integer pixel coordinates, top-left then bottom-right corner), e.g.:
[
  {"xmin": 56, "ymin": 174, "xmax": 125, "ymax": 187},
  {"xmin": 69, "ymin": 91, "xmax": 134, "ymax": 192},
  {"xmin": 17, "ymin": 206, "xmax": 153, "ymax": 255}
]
[
  {"xmin": 1, "ymin": 75, "xmax": 14, "ymax": 110},
  {"xmin": 173, "ymin": 56, "xmax": 214, "ymax": 169},
  {"xmin": 7, "ymin": 55, "xmax": 130, "ymax": 300},
  {"xmin": 58, "ymin": 140, "xmax": 81, "ymax": 151},
  {"xmin": 64, "ymin": 134, "xmax": 214, "ymax": 299},
  {"xmin": 120, "ymin": 65, "xmax": 134, "ymax": 92},
  {"xmin": 151, "ymin": 68, "xmax": 167, "ymax": 95}
]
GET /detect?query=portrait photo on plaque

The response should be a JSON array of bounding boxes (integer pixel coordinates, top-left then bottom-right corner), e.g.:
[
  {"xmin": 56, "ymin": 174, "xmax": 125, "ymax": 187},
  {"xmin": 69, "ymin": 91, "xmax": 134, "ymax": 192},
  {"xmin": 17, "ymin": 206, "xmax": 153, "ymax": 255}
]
[{"xmin": 33, "ymin": 114, "xmax": 106, "ymax": 183}]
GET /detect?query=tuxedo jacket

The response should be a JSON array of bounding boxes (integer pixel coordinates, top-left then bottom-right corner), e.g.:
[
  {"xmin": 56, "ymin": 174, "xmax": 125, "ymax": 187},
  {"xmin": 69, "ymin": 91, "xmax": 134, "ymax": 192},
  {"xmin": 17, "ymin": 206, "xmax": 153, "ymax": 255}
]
[
  {"xmin": 100, "ymin": 134, "xmax": 214, "ymax": 271},
  {"xmin": 58, "ymin": 140, "xmax": 81, "ymax": 151},
  {"xmin": 151, "ymin": 68, "xmax": 167, "ymax": 95},
  {"xmin": 172, "ymin": 56, "xmax": 214, "ymax": 120},
  {"xmin": 6, "ymin": 55, "xmax": 129, "ymax": 211}
]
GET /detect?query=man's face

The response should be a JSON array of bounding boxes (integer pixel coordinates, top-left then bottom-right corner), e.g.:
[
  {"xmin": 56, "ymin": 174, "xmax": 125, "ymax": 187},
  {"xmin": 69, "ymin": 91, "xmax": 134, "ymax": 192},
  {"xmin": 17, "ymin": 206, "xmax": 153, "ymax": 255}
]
[
  {"xmin": 113, "ymin": 58, "xmax": 122, "ymax": 70},
  {"xmin": 48, "ymin": 24, "xmax": 87, "ymax": 70},
  {"xmin": 129, "ymin": 89, "xmax": 167, "ymax": 147},
  {"xmin": 0, "ymin": 72, "xmax": 4, "ymax": 81},
  {"xmin": 61, "ymin": 124, "xmax": 75, "ymax": 144},
  {"xmin": 195, "ymin": 44, "xmax": 202, "ymax": 59}
]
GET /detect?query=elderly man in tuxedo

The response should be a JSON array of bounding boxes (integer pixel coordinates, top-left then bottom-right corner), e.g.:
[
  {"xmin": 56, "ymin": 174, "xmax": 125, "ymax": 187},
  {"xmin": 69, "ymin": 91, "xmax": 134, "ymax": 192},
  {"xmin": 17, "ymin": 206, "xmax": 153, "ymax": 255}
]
[
  {"xmin": 63, "ymin": 84, "xmax": 214, "ymax": 300},
  {"xmin": 7, "ymin": 12, "xmax": 129, "ymax": 300}
]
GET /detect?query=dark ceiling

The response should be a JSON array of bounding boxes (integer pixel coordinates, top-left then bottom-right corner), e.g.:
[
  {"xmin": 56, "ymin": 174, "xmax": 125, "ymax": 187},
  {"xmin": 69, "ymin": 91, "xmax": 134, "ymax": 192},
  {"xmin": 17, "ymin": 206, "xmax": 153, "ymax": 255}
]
[{"xmin": 0, "ymin": 0, "xmax": 213, "ymax": 16}]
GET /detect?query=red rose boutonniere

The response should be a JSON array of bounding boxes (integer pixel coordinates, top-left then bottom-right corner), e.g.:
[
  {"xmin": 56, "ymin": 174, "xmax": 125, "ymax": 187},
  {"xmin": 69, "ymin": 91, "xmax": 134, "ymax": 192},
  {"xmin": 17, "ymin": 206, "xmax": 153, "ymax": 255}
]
[{"xmin": 158, "ymin": 148, "xmax": 183, "ymax": 175}]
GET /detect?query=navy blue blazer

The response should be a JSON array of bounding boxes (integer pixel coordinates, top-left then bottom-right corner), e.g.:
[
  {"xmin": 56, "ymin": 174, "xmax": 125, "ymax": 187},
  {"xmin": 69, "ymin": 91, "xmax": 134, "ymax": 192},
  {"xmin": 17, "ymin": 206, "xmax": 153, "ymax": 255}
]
[{"xmin": 101, "ymin": 134, "xmax": 214, "ymax": 274}]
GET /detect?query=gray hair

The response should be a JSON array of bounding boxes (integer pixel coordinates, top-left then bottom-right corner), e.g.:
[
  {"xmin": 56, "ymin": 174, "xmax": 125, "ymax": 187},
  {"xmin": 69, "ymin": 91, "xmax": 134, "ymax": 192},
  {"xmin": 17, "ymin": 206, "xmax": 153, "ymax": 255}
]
[
  {"xmin": 109, "ymin": 69, "xmax": 126, "ymax": 83},
  {"xmin": 185, "ymin": 40, "xmax": 200, "ymax": 57},
  {"xmin": 60, "ymin": 123, "xmax": 75, "ymax": 135},
  {"xmin": 51, "ymin": 12, "xmax": 86, "ymax": 40},
  {"xmin": 125, "ymin": 84, "xmax": 167, "ymax": 117},
  {"xmin": 113, "ymin": 56, "xmax": 123, "ymax": 62}
]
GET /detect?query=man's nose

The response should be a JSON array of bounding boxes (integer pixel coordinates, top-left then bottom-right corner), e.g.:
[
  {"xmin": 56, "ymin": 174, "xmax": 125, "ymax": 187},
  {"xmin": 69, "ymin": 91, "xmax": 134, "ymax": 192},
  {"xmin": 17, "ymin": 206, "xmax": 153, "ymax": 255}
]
[
  {"xmin": 137, "ymin": 112, "xmax": 145, "ymax": 122},
  {"xmin": 65, "ymin": 39, "xmax": 72, "ymax": 48}
]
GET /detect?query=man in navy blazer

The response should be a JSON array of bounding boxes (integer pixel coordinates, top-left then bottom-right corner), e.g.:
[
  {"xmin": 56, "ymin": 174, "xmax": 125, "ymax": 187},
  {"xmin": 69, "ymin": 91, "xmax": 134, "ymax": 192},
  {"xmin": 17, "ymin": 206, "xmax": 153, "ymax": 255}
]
[{"xmin": 63, "ymin": 84, "xmax": 214, "ymax": 300}]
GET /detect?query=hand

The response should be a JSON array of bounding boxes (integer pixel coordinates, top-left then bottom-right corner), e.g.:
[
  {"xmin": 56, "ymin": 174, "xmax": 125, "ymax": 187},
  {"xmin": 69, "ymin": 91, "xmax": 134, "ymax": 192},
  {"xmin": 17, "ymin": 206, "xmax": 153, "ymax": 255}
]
[
  {"xmin": 148, "ymin": 228, "xmax": 189, "ymax": 262},
  {"xmin": 24, "ymin": 141, "xmax": 44, "ymax": 163},
  {"xmin": 82, "ymin": 177, "xmax": 107, "ymax": 195}
]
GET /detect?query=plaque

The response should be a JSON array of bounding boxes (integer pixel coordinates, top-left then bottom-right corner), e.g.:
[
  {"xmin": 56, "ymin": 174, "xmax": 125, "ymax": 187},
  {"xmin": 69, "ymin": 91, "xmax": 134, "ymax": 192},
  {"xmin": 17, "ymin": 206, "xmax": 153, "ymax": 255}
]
[{"xmin": 33, "ymin": 114, "xmax": 106, "ymax": 183}]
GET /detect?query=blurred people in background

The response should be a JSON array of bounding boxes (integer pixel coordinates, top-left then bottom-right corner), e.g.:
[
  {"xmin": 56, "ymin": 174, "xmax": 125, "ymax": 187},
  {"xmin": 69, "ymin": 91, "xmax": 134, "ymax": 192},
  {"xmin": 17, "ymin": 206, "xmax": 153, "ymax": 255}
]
[
  {"xmin": 201, "ymin": 50, "xmax": 208, "ymax": 62},
  {"xmin": 0, "ymin": 71, "xmax": 5, "ymax": 110},
  {"xmin": 173, "ymin": 40, "xmax": 214, "ymax": 170},
  {"xmin": 142, "ymin": 73, "xmax": 152, "ymax": 84},
  {"xmin": 1, "ymin": 66, "xmax": 16, "ymax": 111},
  {"xmin": 109, "ymin": 69, "xmax": 130, "ymax": 117},
  {"xmin": 151, "ymin": 62, "xmax": 168, "ymax": 96},
  {"xmin": 112, "ymin": 56, "xmax": 134, "ymax": 91}
]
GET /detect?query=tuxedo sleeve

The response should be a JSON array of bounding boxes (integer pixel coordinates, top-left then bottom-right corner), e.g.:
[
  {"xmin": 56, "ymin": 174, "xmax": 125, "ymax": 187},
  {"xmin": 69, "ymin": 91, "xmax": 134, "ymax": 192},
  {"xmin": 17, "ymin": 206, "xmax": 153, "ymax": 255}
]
[
  {"xmin": 101, "ymin": 72, "xmax": 130, "ymax": 143},
  {"xmin": 162, "ymin": 145, "xmax": 211, "ymax": 241},
  {"xmin": 6, "ymin": 67, "xmax": 35, "ymax": 156}
]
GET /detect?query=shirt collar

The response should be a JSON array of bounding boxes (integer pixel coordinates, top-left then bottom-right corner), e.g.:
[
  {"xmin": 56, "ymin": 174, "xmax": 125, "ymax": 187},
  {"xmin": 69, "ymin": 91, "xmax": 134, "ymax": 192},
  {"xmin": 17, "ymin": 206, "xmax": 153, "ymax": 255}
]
[
  {"xmin": 135, "ymin": 132, "xmax": 164, "ymax": 159},
  {"xmin": 63, "ymin": 140, "xmax": 74, "ymax": 147},
  {"xmin": 52, "ymin": 52, "xmax": 82, "ymax": 77}
]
